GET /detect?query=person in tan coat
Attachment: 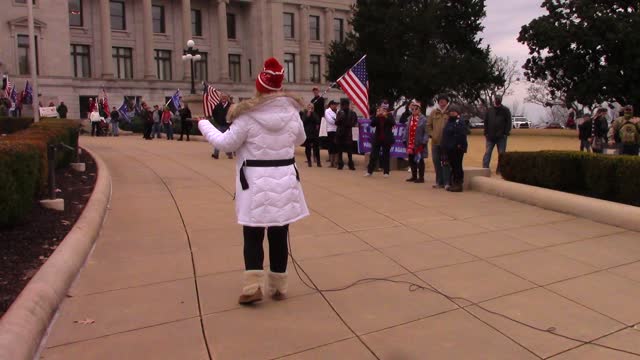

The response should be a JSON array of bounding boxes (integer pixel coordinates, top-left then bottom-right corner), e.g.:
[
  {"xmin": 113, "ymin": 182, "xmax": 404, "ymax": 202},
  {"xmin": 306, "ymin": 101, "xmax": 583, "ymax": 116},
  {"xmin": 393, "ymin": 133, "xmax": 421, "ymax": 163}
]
[{"xmin": 427, "ymin": 95, "xmax": 450, "ymax": 188}]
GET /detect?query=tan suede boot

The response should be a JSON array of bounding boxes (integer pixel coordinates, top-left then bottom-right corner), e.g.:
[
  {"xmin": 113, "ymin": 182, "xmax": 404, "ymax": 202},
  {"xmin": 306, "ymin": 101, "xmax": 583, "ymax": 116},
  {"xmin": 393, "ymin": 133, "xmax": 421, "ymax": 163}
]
[
  {"xmin": 266, "ymin": 271, "xmax": 288, "ymax": 301},
  {"xmin": 238, "ymin": 270, "xmax": 265, "ymax": 305}
]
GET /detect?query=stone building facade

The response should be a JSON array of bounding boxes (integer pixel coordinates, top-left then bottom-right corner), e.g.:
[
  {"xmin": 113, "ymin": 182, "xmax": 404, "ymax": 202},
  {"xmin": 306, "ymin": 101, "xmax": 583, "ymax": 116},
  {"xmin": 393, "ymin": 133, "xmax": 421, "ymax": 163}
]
[{"xmin": 0, "ymin": 0, "xmax": 353, "ymax": 119}]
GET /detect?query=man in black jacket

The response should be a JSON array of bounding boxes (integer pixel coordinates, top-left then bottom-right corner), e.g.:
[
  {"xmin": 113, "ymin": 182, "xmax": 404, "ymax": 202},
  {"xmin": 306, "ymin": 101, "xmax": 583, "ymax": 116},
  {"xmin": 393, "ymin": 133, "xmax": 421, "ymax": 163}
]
[
  {"xmin": 311, "ymin": 87, "xmax": 325, "ymax": 119},
  {"xmin": 365, "ymin": 101, "xmax": 395, "ymax": 177},
  {"xmin": 110, "ymin": 106, "xmax": 120, "ymax": 137},
  {"xmin": 335, "ymin": 98, "xmax": 358, "ymax": 170},
  {"xmin": 178, "ymin": 103, "xmax": 192, "ymax": 141},
  {"xmin": 142, "ymin": 102, "xmax": 154, "ymax": 140},
  {"xmin": 483, "ymin": 95, "xmax": 512, "ymax": 170},
  {"xmin": 56, "ymin": 102, "xmax": 68, "ymax": 119},
  {"xmin": 211, "ymin": 94, "xmax": 233, "ymax": 159}
]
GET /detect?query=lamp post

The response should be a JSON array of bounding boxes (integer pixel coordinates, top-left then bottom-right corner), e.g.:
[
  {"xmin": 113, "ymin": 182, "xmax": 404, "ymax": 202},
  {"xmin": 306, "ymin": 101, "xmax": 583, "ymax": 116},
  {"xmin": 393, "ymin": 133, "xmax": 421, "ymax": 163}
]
[{"xmin": 181, "ymin": 40, "xmax": 201, "ymax": 95}]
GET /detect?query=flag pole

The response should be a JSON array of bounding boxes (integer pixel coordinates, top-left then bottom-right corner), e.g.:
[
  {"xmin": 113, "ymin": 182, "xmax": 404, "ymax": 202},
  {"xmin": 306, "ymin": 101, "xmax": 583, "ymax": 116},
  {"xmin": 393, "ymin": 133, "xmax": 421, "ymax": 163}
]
[{"xmin": 27, "ymin": 0, "xmax": 39, "ymax": 123}]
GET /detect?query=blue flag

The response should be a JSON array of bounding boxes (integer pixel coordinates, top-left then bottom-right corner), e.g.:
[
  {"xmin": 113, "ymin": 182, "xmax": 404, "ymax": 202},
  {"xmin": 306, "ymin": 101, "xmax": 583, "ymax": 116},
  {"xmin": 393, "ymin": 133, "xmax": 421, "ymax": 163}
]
[
  {"xmin": 134, "ymin": 96, "xmax": 142, "ymax": 116},
  {"xmin": 118, "ymin": 97, "xmax": 132, "ymax": 123},
  {"xmin": 168, "ymin": 90, "xmax": 181, "ymax": 113},
  {"xmin": 23, "ymin": 81, "xmax": 33, "ymax": 105}
]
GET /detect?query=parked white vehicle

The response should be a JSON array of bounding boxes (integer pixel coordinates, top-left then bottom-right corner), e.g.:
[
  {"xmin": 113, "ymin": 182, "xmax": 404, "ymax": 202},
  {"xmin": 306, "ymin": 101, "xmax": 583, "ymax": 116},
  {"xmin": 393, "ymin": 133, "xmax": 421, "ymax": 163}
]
[{"xmin": 512, "ymin": 116, "xmax": 531, "ymax": 129}]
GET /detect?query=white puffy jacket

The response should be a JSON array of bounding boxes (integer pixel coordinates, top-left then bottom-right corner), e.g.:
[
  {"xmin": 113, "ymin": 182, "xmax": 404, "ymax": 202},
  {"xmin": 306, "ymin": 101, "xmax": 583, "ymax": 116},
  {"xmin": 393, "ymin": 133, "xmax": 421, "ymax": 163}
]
[{"xmin": 198, "ymin": 93, "xmax": 310, "ymax": 227}]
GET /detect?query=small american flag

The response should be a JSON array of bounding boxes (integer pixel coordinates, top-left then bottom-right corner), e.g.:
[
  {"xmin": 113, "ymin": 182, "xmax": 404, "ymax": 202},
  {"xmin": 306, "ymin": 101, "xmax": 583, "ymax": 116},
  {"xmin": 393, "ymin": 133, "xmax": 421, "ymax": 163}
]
[
  {"xmin": 337, "ymin": 55, "xmax": 369, "ymax": 117},
  {"xmin": 203, "ymin": 83, "xmax": 221, "ymax": 118}
]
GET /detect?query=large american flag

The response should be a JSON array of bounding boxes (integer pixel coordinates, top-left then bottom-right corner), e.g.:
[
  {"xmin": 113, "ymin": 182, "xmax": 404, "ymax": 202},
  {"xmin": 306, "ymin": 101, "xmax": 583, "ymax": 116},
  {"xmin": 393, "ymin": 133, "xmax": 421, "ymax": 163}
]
[
  {"xmin": 336, "ymin": 55, "xmax": 369, "ymax": 117},
  {"xmin": 203, "ymin": 83, "xmax": 221, "ymax": 118}
]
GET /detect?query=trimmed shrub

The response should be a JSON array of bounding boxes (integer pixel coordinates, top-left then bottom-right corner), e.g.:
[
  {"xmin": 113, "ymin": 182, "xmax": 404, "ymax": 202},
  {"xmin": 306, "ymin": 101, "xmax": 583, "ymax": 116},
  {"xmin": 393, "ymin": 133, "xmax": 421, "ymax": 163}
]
[
  {"xmin": 0, "ymin": 120, "xmax": 81, "ymax": 227},
  {"xmin": 500, "ymin": 151, "xmax": 640, "ymax": 206},
  {"xmin": 0, "ymin": 117, "xmax": 34, "ymax": 134}
]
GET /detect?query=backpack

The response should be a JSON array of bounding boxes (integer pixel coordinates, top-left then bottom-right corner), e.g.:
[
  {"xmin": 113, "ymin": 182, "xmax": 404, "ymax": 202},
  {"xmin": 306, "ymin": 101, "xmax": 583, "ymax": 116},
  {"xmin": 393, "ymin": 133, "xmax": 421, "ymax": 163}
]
[{"xmin": 619, "ymin": 120, "xmax": 640, "ymax": 145}]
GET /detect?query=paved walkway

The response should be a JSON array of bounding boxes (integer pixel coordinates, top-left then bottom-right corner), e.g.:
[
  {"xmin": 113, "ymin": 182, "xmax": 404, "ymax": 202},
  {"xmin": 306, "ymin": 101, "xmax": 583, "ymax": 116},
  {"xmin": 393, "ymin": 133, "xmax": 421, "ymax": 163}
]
[{"xmin": 40, "ymin": 136, "xmax": 640, "ymax": 360}]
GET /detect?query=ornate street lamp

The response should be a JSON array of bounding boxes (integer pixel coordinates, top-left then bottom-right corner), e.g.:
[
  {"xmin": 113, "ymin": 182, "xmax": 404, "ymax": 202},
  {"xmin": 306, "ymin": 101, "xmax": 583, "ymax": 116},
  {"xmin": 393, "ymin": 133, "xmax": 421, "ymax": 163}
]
[{"xmin": 181, "ymin": 40, "xmax": 202, "ymax": 95}]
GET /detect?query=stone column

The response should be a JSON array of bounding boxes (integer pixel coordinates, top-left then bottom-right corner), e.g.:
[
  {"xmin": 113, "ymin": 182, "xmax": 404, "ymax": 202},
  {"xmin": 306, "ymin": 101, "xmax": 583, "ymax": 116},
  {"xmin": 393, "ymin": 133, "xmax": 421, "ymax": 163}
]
[
  {"xmin": 182, "ymin": 0, "xmax": 192, "ymax": 80},
  {"xmin": 217, "ymin": 0, "xmax": 230, "ymax": 81},
  {"xmin": 324, "ymin": 7, "xmax": 334, "ymax": 56},
  {"xmin": 270, "ymin": 0, "xmax": 284, "ymax": 62},
  {"xmin": 99, "ymin": 0, "xmax": 113, "ymax": 78},
  {"xmin": 142, "ymin": 0, "xmax": 156, "ymax": 79},
  {"xmin": 299, "ymin": 5, "xmax": 310, "ymax": 83}
]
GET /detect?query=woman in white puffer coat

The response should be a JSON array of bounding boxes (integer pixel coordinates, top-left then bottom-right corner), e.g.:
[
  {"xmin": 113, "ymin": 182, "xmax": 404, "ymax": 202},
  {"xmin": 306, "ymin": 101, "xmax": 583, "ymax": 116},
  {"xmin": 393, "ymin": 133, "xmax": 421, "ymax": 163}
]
[{"xmin": 196, "ymin": 58, "xmax": 309, "ymax": 305}]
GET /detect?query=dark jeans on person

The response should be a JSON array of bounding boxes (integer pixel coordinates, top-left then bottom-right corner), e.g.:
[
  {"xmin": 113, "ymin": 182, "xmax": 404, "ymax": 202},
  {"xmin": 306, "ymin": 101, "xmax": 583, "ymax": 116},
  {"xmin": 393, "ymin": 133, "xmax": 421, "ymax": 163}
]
[
  {"xmin": 327, "ymin": 132, "xmax": 337, "ymax": 155},
  {"xmin": 91, "ymin": 121, "xmax": 99, "ymax": 137},
  {"xmin": 408, "ymin": 154, "xmax": 425, "ymax": 181},
  {"xmin": 164, "ymin": 123, "xmax": 174, "ymax": 140},
  {"xmin": 367, "ymin": 142, "xmax": 391, "ymax": 174},
  {"xmin": 337, "ymin": 143, "xmax": 355, "ymax": 170},
  {"xmin": 447, "ymin": 148, "xmax": 465, "ymax": 186},
  {"xmin": 143, "ymin": 122, "xmax": 153, "ymax": 139},
  {"xmin": 243, "ymin": 225, "xmax": 289, "ymax": 273},
  {"xmin": 483, "ymin": 136, "xmax": 508, "ymax": 169},
  {"xmin": 431, "ymin": 144, "xmax": 450, "ymax": 186},
  {"xmin": 580, "ymin": 139, "xmax": 592, "ymax": 152},
  {"xmin": 305, "ymin": 138, "xmax": 321, "ymax": 165},
  {"xmin": 151, "ymin": 122, "xmax": 162, "ymax": 138},
  {"xmin": 622, "ymin": 144, "xmax": 640, "ymax": 156},
  {"xmin": 179, "ymin": 121, "xmax": 192, "ymax": 141}
]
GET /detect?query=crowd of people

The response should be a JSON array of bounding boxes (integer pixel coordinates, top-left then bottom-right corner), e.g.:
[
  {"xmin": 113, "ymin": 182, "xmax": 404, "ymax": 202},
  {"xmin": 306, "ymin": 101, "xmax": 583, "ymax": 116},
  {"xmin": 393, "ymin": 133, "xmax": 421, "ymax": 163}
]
[{"xmin": 577, "ymin": 105, "xmax": 640, "ymax": 156}]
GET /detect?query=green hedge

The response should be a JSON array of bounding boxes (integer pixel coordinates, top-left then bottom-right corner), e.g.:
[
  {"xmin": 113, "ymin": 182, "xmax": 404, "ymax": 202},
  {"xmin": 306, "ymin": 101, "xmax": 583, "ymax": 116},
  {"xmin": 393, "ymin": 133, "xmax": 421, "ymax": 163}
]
[
  {"xmin": 0, "ymin": 117, "xmax": 34, "ymax": 134},
  {"xmin": 499, "ymin": 151, "xmax": 640, "ymax": 206},
  {"xmin": 0, "ymin": 119, "xmax": 81, "ymax": 228}
]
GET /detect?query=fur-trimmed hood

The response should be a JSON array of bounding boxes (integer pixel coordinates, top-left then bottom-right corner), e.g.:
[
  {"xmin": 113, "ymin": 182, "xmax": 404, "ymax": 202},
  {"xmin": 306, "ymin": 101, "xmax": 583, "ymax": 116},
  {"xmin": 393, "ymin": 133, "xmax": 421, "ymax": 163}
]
[{"xmin": 229, "ymin": 92, "xmax": 305, "ymax": 121}]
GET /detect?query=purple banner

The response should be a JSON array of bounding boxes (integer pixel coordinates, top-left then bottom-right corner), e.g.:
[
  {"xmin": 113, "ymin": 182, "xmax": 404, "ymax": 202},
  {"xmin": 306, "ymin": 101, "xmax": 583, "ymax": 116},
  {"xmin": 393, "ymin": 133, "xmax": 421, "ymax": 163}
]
[{"xmin": 357, "ymin": 118, "xmax": 407, "ymax": 158}]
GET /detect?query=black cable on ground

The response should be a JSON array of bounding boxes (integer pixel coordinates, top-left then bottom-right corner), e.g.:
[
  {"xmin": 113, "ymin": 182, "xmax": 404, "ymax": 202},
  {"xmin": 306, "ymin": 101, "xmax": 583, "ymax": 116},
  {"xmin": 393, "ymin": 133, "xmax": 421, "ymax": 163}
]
[{"xmin": 287, "ymin": 232, "xmax": 640, "ymax": 358}]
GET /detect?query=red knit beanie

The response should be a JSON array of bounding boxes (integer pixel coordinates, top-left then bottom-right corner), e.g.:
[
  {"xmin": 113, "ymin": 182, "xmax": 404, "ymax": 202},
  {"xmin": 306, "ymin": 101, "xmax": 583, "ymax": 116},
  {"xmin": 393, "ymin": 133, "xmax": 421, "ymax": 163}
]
[{"xmin": 256, "ymin": 57, "xmax": 285, "ymax": 94}]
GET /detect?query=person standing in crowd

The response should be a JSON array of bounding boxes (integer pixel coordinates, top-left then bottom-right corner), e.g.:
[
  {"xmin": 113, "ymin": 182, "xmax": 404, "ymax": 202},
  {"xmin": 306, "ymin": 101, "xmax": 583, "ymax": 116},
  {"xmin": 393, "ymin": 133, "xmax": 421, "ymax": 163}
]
[
  {"xmin": 428, "ymin": 95, "xmax": 450, "ymax": 188},
  {"xmin": 324, "ymin": 100, "xmax": 339, "ymax": 167},
  {"xmin": 142, "ymin": 102, "xmax": 155, "ymax": 140},
  {"xmin": 311, "ymin": 87, "xmax": 325, "ymax": 120},
  {"xmin": 609, "ymin": 105, "xmax": 640, "ymax": 155},
  {"xmin": 151, "ymin": 105, "xmax": 162, "ymax": 139},
  {"xmin": 56, "ymin": 101, "xmax": 68, "ymax": 119},
  {"xmin": 591, "ymin": 108, "xmax": 609, "ymax": 154},
  {"xmin": 88, "ymin": 98, "xmax": 97, "ymax": 114},
  {"xmin": 441, "ymin": 105, "xmax": 469, "ymax": 192},
  {"xmin": 578, "ymin": 112, "xmax": 592, "ymax": 152},
  {"xmin": 483, "ymin": 95, "xmax": 512, "ymax": 170},
  {"xmin": 178, "ymin": 103, "xmax": 192, "ymax": 141},
  {"xmin": 196, "ymin": 57, "xmax": 309, "ymax": 305},
  {"xmin": 399, "ymin": 102, "xmax": 412, "ymax": 124},
  {"xmin": 110, "ymin": 106, "xmax": 120, "ymax": 137},
  {"xmin": 405, "ymin": 101, "xmax": 428, "ymax": 183},
  {"xmin": 365, "ymin": 101, "xmax": 395, "ymax": 177},
  {"xmin": 161, "ymin": 106, "xmax": 174, "ymax": 140},
  {"xmin": 335, "ymin": 98, "xmax": 358, "ymax": 170},
  {"xmin": 212, "ymin": 94, "xmax": 233, "ymax": 159},
  {"xmin": 90, "ymin": 110, "xmax": 102, "ymax": 136},
  {"xmin": 300, "ymin": 103, "xmax": 322, "ymax": 167},
  {"xmin": 566, "ymin": 111, "xmax": 577, "ymax": 129}
]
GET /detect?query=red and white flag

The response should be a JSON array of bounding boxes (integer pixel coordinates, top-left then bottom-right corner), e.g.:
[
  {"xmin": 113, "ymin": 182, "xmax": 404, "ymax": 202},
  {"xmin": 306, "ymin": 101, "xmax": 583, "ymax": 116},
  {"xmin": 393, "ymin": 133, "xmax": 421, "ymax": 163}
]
[
  {"xmin": 100, "ymin": 88, "xmax": 109, "ymax": 114},
  {"xmin": 336, "ymin": 55, "xmax": 369, "ymax": 117},
  {"xmin": 203, "ymin": 83, "xmax": 221, "ymax": 118}
]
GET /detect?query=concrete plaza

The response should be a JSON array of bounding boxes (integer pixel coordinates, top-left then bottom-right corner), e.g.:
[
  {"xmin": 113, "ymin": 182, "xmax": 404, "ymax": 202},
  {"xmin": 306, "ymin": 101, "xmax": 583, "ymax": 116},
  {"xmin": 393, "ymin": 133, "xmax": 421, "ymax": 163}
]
[{"xmin": 40, "ymin": 136, "xmax": 640, "ymax": 360}]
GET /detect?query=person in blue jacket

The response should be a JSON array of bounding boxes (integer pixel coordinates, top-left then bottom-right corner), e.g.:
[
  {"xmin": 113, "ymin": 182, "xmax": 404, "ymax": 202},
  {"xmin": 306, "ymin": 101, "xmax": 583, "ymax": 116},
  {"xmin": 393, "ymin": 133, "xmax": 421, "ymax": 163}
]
[{"xmin": 441, "ymin": 104, "xmax": 469, "ymax": 192}]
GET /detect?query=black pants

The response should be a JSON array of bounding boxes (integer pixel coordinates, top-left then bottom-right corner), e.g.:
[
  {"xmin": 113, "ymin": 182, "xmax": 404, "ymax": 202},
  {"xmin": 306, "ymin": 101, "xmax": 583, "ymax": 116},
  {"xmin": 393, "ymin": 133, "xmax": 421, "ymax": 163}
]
[
  {"xmin": 243, "ymin": 225, "xmax": 289, "ymax": 273},
  {"xmin": 179, "ymin": 122, "xmax": 192, "ymax": 141},
  {"xmin": 447, "ymin": 148, "xmax": 465, "ymax": 186},
  {"xmin": 408, "ymin": 154, "xmax": 425, "ymax": 180},
  {"xmin": 91, "ymin": 122, "xmax": 100, "ymax": 136},
  {"xmin": 327, "ymin": 132, "xmax": 337, "ymax": 155},
  {"xmin": 337, "ymin": 143, "xmax": 354, "ymax": 169},
  {"xmin": 368, "ymin": 142, "xmax": 391, "ymax": 174},
  {"xmin": 143, "ymin": 122, "xmax": 153, "ymax": 139},
  {"xmin": 305, "ymin": 138, "xmax": 321, "ymax": 164},
  {"xmin": 622, "ymin": 144, "xmax": 640, "ymax": 156}
]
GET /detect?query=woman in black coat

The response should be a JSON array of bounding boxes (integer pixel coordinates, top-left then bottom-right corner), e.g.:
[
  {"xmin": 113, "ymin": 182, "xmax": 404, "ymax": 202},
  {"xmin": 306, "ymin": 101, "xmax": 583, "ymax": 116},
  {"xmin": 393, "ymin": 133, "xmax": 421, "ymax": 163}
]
[
  {"xmin": 366, "ymin": 102, "xmax": 396, "ymax": 177},
  {"xmin": 335, "ymin": 98, "xmax": 359, "ymax": 170},
  {"xmin": 300, "ymin": 103, "xmax": 322, "ymax": 167}
]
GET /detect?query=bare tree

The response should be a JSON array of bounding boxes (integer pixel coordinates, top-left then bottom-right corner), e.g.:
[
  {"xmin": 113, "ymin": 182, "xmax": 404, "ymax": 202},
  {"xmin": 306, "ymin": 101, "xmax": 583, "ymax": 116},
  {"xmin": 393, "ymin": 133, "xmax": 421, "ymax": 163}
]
[
  {"xmin": 480, "ymin": 56, "xmax": 521, "ymax": 106},
  {"xmin": 509, "ymin": 100, "xmax": 525, "ymax": 116}
]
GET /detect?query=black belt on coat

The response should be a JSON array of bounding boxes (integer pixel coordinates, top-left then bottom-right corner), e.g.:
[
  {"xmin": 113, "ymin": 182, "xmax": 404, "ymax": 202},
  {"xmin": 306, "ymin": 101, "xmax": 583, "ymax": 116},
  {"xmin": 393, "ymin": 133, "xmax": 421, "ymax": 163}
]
[{"xmin": 240, "ymin": 158, "xmax": 300, "ymax": 190}]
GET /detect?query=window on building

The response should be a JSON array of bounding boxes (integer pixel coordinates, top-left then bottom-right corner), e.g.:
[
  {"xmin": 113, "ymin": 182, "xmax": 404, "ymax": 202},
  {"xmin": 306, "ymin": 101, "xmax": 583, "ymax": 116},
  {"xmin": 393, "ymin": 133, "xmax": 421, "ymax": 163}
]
[
  {"xmin": 152, "ymin": 5, "xmax": 165, "ymax": 33},
  {"xmin": 110, "ymin": 1, "xmax": 125, "ymax": 30},
  {"xmin": 227, "ymin": 13, "xmax": 236, "ymax": 39},
  {"xmin": 194, "ymin": 52, "xmax": 207, "ymax": 82},
  {"xmin": 310, "ymin": 15, "xmax": 320, "ymax": 41},
  {"xmin": 283, "ymin": 12, "xmax": 294, "ymax": 39},
  {"xmin": 112, "ymin": 47, "xmax": 132, "ymax": 79},
  {"xmin": 155, "ymin": 50, "xmax": 171, "ymax": 80},
  {"xmin": 229, "ymin": 54, "xmax": 241, "ymax": 82},
  {"xmin": 69, "ymin": 0, "xmax": 83, "ymax": 27},
  {"xmin": 191, "ymin": 9, "xmax": 202, "ymax": 36},
  {"xmin": 71, "ymin": 44, "xmax": 90, "ymax": 78},
  {"xmin": 284, "ymin": 53, "xmax": 295, "ymax": 83},
  {"xmin": 17, "ymin": 34, "xmax": 38, "ymax": 75},
  {"xmin": 334, "ymin": 18, "xmax": 344, "ymax": 42},
  {"xmin": 15, "ymin": 0, "xmax": 36, "ymax": 4},
  {"xmin": 310, "ymin": 55, "xmax": 321, "ymax": 83}
]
